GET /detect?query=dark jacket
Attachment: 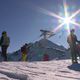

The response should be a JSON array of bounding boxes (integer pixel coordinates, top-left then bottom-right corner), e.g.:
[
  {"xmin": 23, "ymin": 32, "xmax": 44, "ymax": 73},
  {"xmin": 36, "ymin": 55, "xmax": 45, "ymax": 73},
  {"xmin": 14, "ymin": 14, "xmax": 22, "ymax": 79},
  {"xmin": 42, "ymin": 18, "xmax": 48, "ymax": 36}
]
[
  {"xmin": 67, "ymin": 34, "xmax": 77, "ymax": 47},
  {"xmin": 0, "ymin": 36, "xmax": 10, "ymax": 46}
]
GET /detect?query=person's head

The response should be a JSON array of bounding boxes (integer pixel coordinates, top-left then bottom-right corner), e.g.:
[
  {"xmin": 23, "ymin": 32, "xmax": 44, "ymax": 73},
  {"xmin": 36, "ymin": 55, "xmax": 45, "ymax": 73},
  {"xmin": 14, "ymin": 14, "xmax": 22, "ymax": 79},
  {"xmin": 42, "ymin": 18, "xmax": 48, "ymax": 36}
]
[
  {"xmin": 2, "ymin": 31, "xmax": 7, "ymax": 37},
  {"xmin": 70, "ymin": 29, "xmax": 75, "ymax": 34},
  {"xmin": 25, "ymin": 43, "xmax": 28, "ymax": 46}
]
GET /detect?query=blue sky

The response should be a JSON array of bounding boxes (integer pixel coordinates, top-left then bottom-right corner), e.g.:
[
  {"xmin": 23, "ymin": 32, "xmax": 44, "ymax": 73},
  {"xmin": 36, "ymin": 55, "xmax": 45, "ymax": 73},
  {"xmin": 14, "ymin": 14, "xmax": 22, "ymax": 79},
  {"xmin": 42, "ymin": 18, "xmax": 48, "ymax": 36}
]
[{"xmin": 0, "ymin": 0, "xmax": 80, "ymax": 53}]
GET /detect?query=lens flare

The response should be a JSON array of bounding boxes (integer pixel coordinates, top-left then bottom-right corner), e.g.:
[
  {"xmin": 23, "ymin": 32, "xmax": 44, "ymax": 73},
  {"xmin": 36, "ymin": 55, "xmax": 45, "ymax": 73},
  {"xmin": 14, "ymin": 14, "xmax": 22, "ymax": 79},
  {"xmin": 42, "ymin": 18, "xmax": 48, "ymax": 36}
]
[
  {"xmin": 38, "ymin": 0, "xmax": 80, "ymax": 34},
  {"xmin": 64, "ymin": 17, "xmax": 70, "ymax": 24}
]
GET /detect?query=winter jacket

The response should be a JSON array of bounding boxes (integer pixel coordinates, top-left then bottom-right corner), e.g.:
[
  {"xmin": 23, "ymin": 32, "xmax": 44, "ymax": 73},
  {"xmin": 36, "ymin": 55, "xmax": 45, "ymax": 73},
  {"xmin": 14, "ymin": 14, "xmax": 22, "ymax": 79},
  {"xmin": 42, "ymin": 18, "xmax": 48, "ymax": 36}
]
[
  {"xmin": 0, "ymin": 36, "xmax": 10, "ymax": 46},
  {"xmin": 67, "ymin": 34, "xmax": 77, "ymax": 46}
]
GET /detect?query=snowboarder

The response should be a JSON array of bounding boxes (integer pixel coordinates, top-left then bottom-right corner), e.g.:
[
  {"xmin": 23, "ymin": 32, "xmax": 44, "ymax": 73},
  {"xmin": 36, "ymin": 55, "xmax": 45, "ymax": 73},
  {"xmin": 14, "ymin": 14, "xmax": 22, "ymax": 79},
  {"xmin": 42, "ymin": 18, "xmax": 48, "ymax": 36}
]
[
  {"xmin": 21, "ymin": 43, "xmax": 30, "ymax": 61},
  {"xmin": 0, "ymin": 31, "xmax": 10, "ymax": 61},
  {"xmin": 67, "ymin": 29, "xmax": 79, "ymax": 64}
]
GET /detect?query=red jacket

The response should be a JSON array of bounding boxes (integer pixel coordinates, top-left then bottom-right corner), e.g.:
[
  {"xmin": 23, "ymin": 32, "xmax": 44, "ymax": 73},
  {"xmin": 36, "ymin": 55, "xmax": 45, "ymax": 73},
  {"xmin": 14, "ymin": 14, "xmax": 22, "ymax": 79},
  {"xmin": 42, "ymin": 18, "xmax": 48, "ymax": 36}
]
[{"xmin": 43, "ymin": 54, "xmax": 49, "ymax": 61}]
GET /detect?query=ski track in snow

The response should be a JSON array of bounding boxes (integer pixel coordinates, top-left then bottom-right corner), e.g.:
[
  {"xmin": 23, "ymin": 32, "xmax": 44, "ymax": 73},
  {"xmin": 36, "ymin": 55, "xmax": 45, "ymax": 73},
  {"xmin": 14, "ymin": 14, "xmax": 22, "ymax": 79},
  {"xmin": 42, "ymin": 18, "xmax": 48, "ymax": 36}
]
[{"xmin": 0, "ymin": 60, "xmax": 79, "ymax": 80}]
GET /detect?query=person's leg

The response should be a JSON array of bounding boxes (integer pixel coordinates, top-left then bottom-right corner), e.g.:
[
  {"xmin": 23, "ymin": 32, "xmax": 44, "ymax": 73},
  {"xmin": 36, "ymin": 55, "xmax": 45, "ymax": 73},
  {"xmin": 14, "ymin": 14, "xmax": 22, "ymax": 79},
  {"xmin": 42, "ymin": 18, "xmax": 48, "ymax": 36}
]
[
  {"xmin": 72, "ymin": 48, "xmax": 78, "ymax": 63},
  {"xmin": 71, "ymin": 52, "xmax": 75, "ymax": 63},
  {"xmin": 1, "ymin": 46, "xmax": 7, "ymax": 61},
  {"xmin": 70, "ymin": 47, "xmax": 75, "ymax": 63},
  {"xmin": 1, "ymin": 46, "xmax": 4, "ymax": 57},
  {"xmin": 70, "ymin": 47, "xmax": 77, "ymax": 64},
  {"xmin": 4, "ymin": 46, "xmax": 8, "ymax": 61},
  {"xmin": 74, "ymin": 52, "xmax": 78, "ymax": 63},
  {"xmin": 77, "ymin": 49, "xmax": 80, "ymax": 57}
]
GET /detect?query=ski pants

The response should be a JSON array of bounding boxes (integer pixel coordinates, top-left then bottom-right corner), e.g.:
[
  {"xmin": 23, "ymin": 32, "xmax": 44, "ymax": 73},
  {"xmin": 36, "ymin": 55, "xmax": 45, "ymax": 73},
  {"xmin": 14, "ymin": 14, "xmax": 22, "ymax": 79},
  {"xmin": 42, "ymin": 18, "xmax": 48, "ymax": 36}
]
[
  {"xmin": 70, "ymin": 45, "xmax": 77, "ymax": 63},
  {"xmin": 1, "ymin": 45, "xmax": 8, "ymax": 61}
]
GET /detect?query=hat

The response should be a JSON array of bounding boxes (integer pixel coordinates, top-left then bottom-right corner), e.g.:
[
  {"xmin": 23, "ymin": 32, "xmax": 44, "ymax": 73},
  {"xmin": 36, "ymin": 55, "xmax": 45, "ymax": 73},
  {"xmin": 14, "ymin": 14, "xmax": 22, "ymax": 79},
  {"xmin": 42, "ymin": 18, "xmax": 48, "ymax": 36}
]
[
  {"xmin": 70, "ymin": 29, "xmax": 75, "ymax": 32},
  {"xmin": 2, "ymin": 31, "xmax": 7, "ymax": 35}
]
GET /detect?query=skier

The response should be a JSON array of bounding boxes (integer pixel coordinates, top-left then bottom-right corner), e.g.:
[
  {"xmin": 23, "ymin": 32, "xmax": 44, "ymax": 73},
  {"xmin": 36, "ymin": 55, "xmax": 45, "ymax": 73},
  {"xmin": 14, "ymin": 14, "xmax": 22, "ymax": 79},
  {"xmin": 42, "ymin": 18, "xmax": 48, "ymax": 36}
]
[
  {"xmin": 21, "ymin": 43, "xmax": 30, "ymax": 61},
  {"xmin": 0, "ymin": 31, "xmax": 10, "ymax": 61},
  {"xmin": 67, "ymin": 29, "xmax": 79, "ymax": 64}
]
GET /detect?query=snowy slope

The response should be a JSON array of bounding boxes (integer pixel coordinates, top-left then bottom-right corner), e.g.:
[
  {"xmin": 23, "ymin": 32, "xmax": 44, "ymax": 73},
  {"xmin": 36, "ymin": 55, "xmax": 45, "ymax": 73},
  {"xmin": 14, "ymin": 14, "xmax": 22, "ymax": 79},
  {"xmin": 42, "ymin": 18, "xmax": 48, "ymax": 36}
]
[{"xmin": 0, "ymin": 60, "xmax": 80, "ymax": 80}]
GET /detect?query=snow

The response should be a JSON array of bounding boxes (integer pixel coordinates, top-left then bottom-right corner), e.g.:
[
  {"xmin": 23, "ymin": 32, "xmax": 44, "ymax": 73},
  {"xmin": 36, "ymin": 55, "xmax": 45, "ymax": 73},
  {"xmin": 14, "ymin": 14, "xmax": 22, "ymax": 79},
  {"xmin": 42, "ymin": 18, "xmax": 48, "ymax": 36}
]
[
  {"xmin": 0, "ymin": 39, "xmax": 79, "ymax": 80},
  {"xmin": 0, "ymin": 60, "xmax": 80, "ymax": 80}
]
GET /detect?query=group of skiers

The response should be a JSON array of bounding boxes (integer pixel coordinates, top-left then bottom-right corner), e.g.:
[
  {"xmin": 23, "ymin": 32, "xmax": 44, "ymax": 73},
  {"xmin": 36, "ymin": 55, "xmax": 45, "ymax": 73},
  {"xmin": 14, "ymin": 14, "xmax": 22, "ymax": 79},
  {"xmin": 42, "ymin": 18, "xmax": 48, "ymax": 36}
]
[
  {"xmin": 0, "ymin": 29, "xmax": 80, "ymax": 63},
  {"xmin": 0, "ymin": 31, "xmax": 31, "ymax": 61}
]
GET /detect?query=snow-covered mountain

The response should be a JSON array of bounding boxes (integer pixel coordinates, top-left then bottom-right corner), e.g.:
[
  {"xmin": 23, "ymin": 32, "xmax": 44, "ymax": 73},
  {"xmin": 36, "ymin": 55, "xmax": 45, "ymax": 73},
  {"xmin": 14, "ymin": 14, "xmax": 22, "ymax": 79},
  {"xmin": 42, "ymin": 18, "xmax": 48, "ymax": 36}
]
[
  {"xmin": 8, "ymin": 39, "xmax": 70, "ymax": 61},
  {"xmin": 27, "ymin": 39, "xmax": 69, "ymax": 61}
]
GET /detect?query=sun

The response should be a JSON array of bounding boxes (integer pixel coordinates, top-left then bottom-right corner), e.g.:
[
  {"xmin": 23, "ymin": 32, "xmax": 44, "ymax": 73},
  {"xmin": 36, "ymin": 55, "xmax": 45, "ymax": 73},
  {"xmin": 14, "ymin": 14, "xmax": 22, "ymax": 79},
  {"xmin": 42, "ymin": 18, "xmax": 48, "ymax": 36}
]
[
  {"xmin": 59, "ymin": 17, "xmax": 71, "ymax": 25},
  {"xmin": 64, "ymin": 17, "xmax": 70, "ymax": 24},
  {"xmin": 38, "ymin": 0, "xmax": 80, "ymax": 34}
]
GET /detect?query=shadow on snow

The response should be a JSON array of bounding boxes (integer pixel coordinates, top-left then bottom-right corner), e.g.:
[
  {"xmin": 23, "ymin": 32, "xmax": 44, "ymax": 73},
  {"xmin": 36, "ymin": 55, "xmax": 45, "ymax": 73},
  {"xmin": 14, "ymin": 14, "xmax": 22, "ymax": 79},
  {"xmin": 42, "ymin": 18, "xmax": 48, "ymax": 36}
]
[{"xmin": 68, "ymin": 63, "xmax": 80, "ymax": 71}]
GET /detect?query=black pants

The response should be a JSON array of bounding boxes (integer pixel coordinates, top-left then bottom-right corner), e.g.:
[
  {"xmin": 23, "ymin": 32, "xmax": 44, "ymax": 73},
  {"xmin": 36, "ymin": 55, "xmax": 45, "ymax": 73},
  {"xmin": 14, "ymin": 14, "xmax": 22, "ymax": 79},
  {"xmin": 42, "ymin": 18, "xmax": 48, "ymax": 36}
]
[
  {"xmin": 70, "ymin": 45, "xmax": 77, "ymax": 63},
  {"xmin": 1, "ymin": 46, "xmax": 8, "ymax": 61}
]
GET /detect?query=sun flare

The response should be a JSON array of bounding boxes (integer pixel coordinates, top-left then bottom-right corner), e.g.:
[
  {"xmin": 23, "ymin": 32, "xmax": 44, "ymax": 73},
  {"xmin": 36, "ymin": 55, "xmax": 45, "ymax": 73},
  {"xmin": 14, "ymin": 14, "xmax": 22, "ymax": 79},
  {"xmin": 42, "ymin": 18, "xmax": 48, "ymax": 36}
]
[
  {"xmin": 64, "ymin": 17, "xmax": 70, "ymax": 24},
  {"xmin": 38, "ymin": 0, "xmax": 80, "ymax": 34}
]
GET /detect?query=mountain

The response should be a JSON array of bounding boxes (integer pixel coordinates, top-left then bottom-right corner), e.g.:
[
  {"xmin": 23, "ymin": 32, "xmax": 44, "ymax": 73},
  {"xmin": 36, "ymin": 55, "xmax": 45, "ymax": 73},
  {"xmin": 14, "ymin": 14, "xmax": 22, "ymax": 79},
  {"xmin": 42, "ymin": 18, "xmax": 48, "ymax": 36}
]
[{"xmin": 8, "ymin": 39, "xmax": 70, "ymax": 61}]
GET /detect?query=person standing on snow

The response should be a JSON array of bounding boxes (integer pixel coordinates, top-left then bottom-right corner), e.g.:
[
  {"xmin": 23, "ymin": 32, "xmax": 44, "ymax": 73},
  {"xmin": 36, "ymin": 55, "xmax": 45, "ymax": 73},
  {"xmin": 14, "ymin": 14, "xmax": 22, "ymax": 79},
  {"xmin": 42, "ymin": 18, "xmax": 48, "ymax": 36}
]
[
  {"xmin": 0, "ymin": 31, "xmax": 10, "ymax": 61},
  {"xmin": 67, "ymin": 29, "xmax": 79, "ymax": 64},
  {"xmin": 21, "ymin": 43, "xmax": 30, "ymax": 61}
]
